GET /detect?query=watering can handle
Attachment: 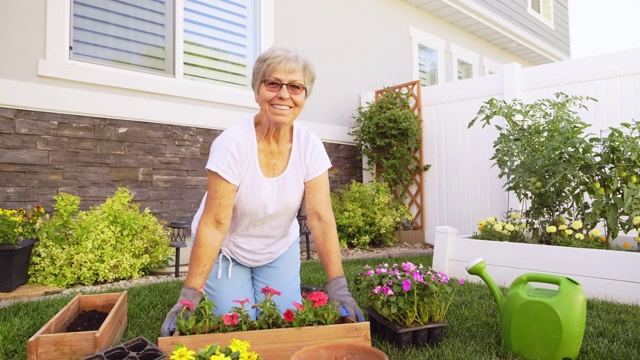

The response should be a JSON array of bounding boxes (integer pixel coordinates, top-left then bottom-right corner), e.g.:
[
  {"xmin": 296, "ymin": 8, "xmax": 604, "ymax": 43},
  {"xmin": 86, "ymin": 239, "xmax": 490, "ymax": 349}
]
[{"xmin": 511, "ymin": 273, "xmax": 564, "ymax": 288}]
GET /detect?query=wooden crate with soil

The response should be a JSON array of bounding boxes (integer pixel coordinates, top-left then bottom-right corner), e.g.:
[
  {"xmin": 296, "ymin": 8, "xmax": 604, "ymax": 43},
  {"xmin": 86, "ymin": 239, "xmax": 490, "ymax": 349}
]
[{"xmin": 27, "ymin": 291, "xmax": 128, "ymax": 360}]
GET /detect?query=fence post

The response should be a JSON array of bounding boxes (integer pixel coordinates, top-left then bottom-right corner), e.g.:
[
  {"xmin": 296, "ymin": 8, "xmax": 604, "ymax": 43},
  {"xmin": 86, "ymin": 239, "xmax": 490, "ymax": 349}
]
[
  {"xmin": 502, "ymin": 62, "xmax": 522, "ymax": 102},
  {"xmin": 432, "ymin": 226, "xmax": 459, "ymax": 273}
]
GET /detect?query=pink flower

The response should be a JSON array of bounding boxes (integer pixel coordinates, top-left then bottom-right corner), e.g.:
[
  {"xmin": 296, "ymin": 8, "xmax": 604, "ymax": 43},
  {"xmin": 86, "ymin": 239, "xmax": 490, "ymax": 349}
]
[
  {"xmin": 293, "ymin": 301, "xmax": 304, "ymax": 311},
  {"xmin": 402, "ymin": 280, "xmax": 411, "ymax": 292},
  {"xmin": 459, "ymin": 279, "xmax": 465, "ymax": 285},
  {"xmin": 261, "ymin": 286, "xmax": 282, "ymax": 297},
  {"xmin": 283, "ymin": 309, "xmax": 295, "ymax": 323},
  {"xmin": 180, "ymin": 300, "xmax": 195, "ymax": 312},
  {"xmin": 402, "ymin": 262, "xmax": 416, "ymax": 272},
  {"xmin": 222, "ymin": 312, "xmax": 239, "ymax": 326},
  {"xmin": 382, "ymin": 286, "xmax": 394, "ymax": 296},
  {"xmin": 366, "ymin": 270, "xmax": 374, "ymax": 276},
  {"xmin": 372, "ymin": 286, "xmax": 381, "ymax": 294},
  {"xmin": 307, "ymin": 291, "xmax": 329, "ymax": 308},
  {"xmin": 232, "ymin": 298, "xmax": 250, "ymax": 307},
  {"xmin": 412, "ymin": 271, "xmax": 424, "ymax": 282}
]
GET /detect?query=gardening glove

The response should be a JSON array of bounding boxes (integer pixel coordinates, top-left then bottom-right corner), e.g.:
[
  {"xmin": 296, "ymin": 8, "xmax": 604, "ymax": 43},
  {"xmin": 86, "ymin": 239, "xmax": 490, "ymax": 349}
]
[
  {"xmin": 160, "ymin": 286, "xmax": 203, "ymax": 337},
  {"xmin": 324, "ymin": 276, "xmax": 365, "ymax": 322}
]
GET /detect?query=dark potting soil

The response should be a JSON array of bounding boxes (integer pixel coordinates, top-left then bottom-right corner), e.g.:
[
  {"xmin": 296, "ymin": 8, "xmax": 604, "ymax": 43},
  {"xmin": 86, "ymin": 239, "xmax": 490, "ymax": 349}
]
[{"xmin": 66, "ymin": 309, "xmax": 108, "ymax": 332}]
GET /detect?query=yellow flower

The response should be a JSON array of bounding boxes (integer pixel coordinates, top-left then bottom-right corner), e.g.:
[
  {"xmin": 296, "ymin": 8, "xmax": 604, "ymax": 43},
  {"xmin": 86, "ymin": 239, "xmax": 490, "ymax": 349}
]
[
  {"xmin": 590, "ymin": 229, "xmax": 602, "ymax": 237},
  {"xmin": 228, "ymin": 339, "xmax": 251, "ymax": 354},
  {"xmin": 565, "ymin": 229, "xmax": 573, "ymax": 235},
  {"xmin": 493, "ymin": 224, "xmax": 503, "ymax": 232},
  {"xmin": 241, "ymin": 351, "xmax": 261, "ymax": 360},
  {"xmin": 570, "ymin": 221, "xmax": 583, "ymax": 230},
  {"xmin": 623, "ymin": 242, "xmax": 630, "ymax": 249},
  {"xmin": 477, "ymin": 219, "xmax": 486, "ymax": 226},
  {"xmin": 633, "ymin": 216, "xmax": 640, "ymax": 226},
  {"xmin": 546, "ymin": 226, "xmax": 557, "ymax": 233},
  {"xmin": 575, "ymin": 233, "xmax": 585, "ymax": 240},
  {"xmin": 558, "ymin": 225, "xmax": 567, "ymax": 231},
  {"xmin": 487, "ymin": 216, "xmax": 497, "ymax": 224},
  {"xmin": 170, "ymin": 346, "xmax": 196, "ymax": 360},
  {"xmin": 635, "ymin": 236, "xmax": 640, "ymax": 242},
  {"xmin": 505, "ymin": 224, "xmax": 515, "ymax": 231},
  {"xmin": 510, "ymin": 212, "xmax": 520, "ymax": 219},
  {"xmin": 210, "ymin": 354, "xmax": 231, "ymax": 360}
]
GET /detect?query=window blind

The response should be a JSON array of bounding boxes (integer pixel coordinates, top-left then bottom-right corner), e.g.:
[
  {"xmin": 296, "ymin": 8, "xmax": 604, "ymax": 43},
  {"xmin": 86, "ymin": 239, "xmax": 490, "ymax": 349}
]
[
  {"xmin": 71, "ymin": 0, "xmax": 174, "ymax": 74},
  {"xmin": 183, "ymin": 0, "xmax": 258, "ymax": 88}
]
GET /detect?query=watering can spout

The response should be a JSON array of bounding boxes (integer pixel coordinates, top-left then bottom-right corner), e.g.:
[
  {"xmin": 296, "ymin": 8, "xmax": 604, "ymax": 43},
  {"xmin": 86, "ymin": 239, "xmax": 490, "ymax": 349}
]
[{"xmin": 466, "ymin": 257, "xmax": 504, "ymax": 310}]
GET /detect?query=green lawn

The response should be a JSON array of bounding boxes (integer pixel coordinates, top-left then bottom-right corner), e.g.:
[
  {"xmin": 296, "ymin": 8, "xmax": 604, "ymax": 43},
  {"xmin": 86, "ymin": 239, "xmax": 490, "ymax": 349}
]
[{"xmin": 1, "ymin": 255, "xmax": 639, "ymax": 359}]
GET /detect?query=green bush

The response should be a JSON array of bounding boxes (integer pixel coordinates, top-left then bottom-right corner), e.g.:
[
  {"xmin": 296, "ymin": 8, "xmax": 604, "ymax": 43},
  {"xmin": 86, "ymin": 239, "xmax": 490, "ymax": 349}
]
[
  {"xmin": 331, "ymin": 180, "xmax": 412, "ymax": 249},
  {"xmin": 29, "ymin": 188, "xmax": 172, "ymax": 287}
]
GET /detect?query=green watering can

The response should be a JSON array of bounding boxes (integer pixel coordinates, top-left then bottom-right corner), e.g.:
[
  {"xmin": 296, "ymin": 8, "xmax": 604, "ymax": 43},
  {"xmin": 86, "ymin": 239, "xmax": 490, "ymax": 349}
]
[{"xmin": 466, "ymin": 258, "xmax": 586, "ymax": 360}]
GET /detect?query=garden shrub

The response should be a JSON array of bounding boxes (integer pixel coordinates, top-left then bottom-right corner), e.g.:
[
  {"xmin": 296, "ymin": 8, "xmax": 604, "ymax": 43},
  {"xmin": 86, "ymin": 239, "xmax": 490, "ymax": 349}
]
[
  {"xmin": 29, "ymin": 188, "xmax": 172, "ymax": 287},
  {"xmin": 331, "ymin": 180, "xmax": 412, "ymax": 249}
]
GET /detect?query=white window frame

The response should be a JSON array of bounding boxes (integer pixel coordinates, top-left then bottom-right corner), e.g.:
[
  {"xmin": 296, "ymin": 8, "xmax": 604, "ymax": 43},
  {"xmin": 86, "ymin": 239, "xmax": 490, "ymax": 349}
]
[
  {"xmin": 409, "ymin": 26, "xmax": 445, "ymax": 87},
  {"xmin": 38, "ymin": 0, "xmax": 274, "ymax": 108},
  {"xmin": 527, "ymin": 0, "xmax": 554, "ymax": 28},
  {"xmin": 450, "ymin": 44, "xmax": 479, "ymax": 81}
]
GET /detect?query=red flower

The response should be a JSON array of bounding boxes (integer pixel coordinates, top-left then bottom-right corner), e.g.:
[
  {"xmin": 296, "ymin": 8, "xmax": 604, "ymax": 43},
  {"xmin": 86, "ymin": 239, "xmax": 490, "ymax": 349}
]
[
  {"xmin": 283, "ymin": 309, "xmax": 295, "ymax": 323},
  {"xmin": 180, "ymin": 300, "xmax": 195, "ymax": 312},
  {"xmin": 222, "ymin": 312, "xmax": 239, "ymax": 326},
  {"xmin": 261, "ymin": 286, "xmax": 282, "ymax": 297},
  {"xmin": 292, "ymin": 301, "xmax": 304, "ymax": 311},
  {"xmin": 306, "ymin": 291, "xmax": 328, "ymax": 308}
]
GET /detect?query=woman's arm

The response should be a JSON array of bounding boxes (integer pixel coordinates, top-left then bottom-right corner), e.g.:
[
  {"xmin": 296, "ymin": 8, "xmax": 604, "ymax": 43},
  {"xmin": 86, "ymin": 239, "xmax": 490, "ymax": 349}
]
[
  {"xmin": 184, "ymin": 170, "xmax": 237, "ymax": 290},
  {"xmin": 303, "ymin": 170, "xmax": 344, "ymax": 280}
]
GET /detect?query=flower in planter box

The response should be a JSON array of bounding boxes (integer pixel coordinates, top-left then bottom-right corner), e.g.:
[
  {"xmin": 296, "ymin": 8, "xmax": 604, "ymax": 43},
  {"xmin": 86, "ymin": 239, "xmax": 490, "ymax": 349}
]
[
  {"xmin": 0, "ymin": 206, "xmax": 45, "ymax": 244},
  {"xmin": 355, "ymin": 262, "xmax": 464, "ymax": 327},
  {"xmin": 289, "ymin": 291, "xmax": 340, "ymax": 327},
  {"xmin": 171, "ymin": 339, "xmax": 261, "ymax": 360},
  {"xmin": 471, "ymin": 213, "xmax": 526, "ymax": 243},
  {"xmin": 174, "ymin": 286, "xmax": 341, "ymax": 335}
]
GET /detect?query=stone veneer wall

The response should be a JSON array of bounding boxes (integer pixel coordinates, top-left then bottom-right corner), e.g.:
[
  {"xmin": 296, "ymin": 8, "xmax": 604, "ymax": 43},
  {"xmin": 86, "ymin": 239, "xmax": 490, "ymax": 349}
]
[{"xmin": 0, "ymin": 107, "xmax": 362, "ymax": 226}]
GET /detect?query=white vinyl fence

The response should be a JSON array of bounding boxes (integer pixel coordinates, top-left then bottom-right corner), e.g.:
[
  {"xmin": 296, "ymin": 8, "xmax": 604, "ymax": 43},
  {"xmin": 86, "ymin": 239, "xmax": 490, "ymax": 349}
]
[{"xmin": 420, "ymin": 48, "xmax": 640, "ymax": 244}]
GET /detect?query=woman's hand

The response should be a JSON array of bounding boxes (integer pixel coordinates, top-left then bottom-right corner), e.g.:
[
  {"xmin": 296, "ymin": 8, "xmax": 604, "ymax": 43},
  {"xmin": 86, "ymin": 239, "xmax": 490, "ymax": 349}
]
[{"xmin": 324, "ymin": 276, "xmax": 365, "ymax": 322}]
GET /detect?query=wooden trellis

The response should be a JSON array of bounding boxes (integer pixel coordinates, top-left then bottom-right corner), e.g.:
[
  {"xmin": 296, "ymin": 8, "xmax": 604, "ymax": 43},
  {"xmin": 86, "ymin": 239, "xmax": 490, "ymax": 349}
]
[{"xmin": 374, "ymin": 80, "xmax": 425, "ymax": 230}]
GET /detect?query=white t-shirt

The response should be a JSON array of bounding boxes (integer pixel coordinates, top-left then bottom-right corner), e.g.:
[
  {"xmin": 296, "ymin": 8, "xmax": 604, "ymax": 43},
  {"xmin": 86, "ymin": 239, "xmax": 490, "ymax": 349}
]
[{"xmin": 192, "ymin": 117, "xmax": 331, "ymax": 267}]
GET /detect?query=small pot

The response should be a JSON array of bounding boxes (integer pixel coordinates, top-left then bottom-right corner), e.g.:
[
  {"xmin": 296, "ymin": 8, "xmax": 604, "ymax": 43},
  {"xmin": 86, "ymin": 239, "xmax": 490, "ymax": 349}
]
[{"xmin": 291, "ymin": 343, "xmax": 387, "ymax": 360}]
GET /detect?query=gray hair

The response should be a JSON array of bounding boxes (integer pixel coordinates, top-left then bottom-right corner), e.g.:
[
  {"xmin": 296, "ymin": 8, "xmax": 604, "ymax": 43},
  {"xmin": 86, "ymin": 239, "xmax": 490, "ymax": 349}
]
[{"xmin": 251, "ymin": 44, "xmax": 316, "ymax": 98}]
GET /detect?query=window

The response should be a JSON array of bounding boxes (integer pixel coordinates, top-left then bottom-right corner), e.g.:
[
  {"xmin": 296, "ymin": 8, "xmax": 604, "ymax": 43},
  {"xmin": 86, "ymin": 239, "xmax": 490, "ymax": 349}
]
[
  {"xmin": 450, "ymin": 44, "xmax": 478, "ymax": 81},
  {"xmin": 410, "ymin": 27, "xmax": 445, "ymax": 87},
  {"xmin": 70, "ymin": 0, "xmax": 259, "ymax": 89},
  {"xmin": 457, "ymin": 59, "xmax": 473, "ymax": 80},
  {"xmin": 418, "ymin": 44, "xmax": 438, "ymax": 86},
  {"xmin": 71, "ymin": 1, "xmax": 175, "ymax": 75},
  {"xmin": 528, "ymin": 0, "xmax": 554, "ymax": 27}
]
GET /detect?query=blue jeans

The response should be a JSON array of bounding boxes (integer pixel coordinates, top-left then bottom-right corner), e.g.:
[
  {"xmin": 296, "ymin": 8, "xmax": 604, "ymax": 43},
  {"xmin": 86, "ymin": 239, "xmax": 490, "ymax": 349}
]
[{"xmin": 204, "ymin": 240, "xmax": 302, "ymax": 319}]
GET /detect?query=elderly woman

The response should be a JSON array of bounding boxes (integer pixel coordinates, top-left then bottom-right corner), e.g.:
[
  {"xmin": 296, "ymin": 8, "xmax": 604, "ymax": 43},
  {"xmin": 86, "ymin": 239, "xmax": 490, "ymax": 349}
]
[{"xmin": 161, "ymin": 44, "xmax": 363, "ymax": 335}]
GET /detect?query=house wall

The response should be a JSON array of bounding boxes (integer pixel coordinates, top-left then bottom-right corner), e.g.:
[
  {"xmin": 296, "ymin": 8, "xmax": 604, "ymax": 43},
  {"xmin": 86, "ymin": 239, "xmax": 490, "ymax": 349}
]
[
  {"xmin": 421, "ymin": 47, "xmax": 640, "ymax": 244},
  {"xmin": 478, "ymin": 0, "xmax": 570, "ymax": 56}
]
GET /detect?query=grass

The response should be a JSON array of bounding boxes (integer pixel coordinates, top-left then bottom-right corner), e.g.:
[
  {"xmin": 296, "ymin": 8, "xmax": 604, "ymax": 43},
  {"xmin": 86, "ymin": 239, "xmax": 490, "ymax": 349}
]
[{"xmin": 1, "ymin": 255, "xmax": 639, "ymax": 359}]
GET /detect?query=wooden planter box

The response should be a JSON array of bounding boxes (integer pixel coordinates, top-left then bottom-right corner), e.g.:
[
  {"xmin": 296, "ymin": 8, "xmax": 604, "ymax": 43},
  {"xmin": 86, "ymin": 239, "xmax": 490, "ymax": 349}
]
[
  {"xmin": 27, "ymin": 291, "xmax": 128, "ymax": 360},
  {"xmin": 433, "ymin": 226, "xmax": 640, "ymax": 304},
  {"xmin": 158, "ymin": 322, "xmax": 371, "ymax": 360}
]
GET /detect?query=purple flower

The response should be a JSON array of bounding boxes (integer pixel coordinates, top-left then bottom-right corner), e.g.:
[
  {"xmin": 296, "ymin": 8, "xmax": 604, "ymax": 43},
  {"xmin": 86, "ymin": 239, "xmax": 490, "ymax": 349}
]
[
  {"xmin": 459, "ymin": 279, "xmax": 465, "ymax": 285},
  {"xmin": 382, "ymin": 286, "xmax": 394, "ymax": 296},
  {"xmin": 402, "ymin": 262, "xmax": 416, "ymax": 272},
  {"xmin": 366, "ymin": 270, "xmax": 374, "ymax": 276},
  {"xmin": 372, "ymin": 286, "xmax": 381, "ymax": 294},
  {"xmin": 402, "ymin": 280, "xmax": 411, "ymax": 291},
  {"xmin": 412, "ymin": 271, "xmax": 424, "ymax": 282}
]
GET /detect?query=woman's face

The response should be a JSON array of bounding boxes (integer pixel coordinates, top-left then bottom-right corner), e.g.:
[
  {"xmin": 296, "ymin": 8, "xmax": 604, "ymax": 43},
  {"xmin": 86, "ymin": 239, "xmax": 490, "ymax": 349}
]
[{"xmin": 255, "ymin": 68, "xmax": 306, "ymax": 127}]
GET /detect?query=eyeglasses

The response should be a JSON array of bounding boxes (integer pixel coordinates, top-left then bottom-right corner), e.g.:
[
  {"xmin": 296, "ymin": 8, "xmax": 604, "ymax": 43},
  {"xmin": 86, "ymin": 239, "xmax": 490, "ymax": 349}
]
[{"xmin": 262, "ymin": 80, "xmax": 306, "ymax": 95}]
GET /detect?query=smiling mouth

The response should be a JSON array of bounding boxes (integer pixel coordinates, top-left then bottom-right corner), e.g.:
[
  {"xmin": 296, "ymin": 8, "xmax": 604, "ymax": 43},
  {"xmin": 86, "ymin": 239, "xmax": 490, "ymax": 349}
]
[{"xmin": 271, "ymin": 104, "xmax": 291, "ymax": 110}]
